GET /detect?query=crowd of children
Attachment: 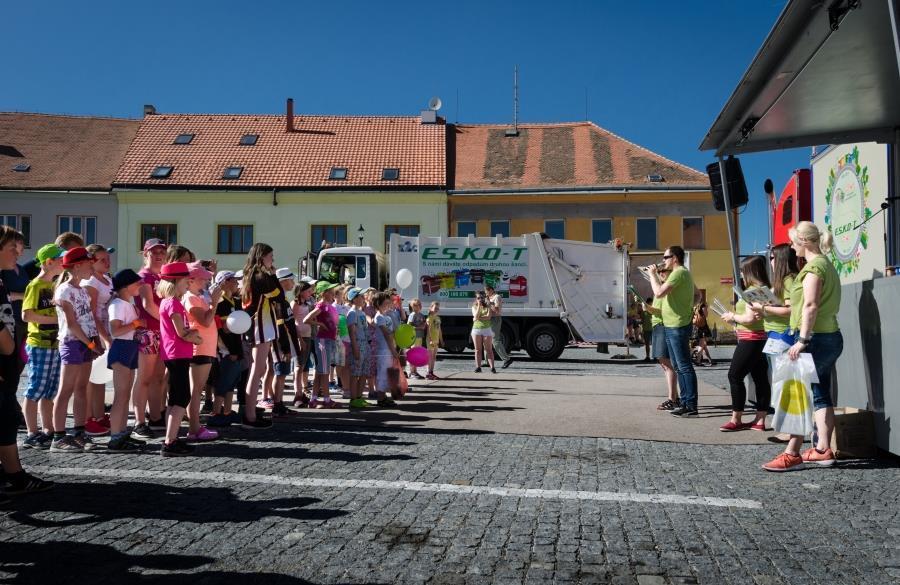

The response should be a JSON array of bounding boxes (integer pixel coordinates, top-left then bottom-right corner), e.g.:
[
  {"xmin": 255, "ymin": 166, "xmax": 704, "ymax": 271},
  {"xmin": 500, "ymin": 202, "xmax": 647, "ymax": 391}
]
[{"xmin": 0, "ymin": 229, "xmax": 446, "ymax": 496}]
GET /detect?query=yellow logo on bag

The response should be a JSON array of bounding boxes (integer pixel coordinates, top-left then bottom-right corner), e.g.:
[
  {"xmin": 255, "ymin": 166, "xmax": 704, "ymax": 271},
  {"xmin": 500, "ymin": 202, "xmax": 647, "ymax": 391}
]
[{"xmin": 779, "ymin": 380, "xmax": 809, "ymax": 416}]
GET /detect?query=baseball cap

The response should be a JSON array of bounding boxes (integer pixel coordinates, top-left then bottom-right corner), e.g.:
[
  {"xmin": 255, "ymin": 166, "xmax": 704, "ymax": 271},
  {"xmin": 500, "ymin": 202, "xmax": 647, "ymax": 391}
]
[
  {"xmin": 112, "ymin": 269, "xmax": 142, "ymax": 291},
  {"xmin": 187, "ymin": 261, "xmax": 212, "ymax": 280},
  {"xmin": 234, "ymin": 270, "xmax": 244, "ymax": 280},
  {"xmin": 160, "ymin": 261, "xmax": 190, "ymax": 280},
  {"xmin": 299, "ymin": 275, "xmax": 317, "ymax": 285},
  {"xmin": 315, "ymin": 281, "xmax": 339, "ymax": 295},
  {"xmin": 35, "ymin": 244, "xmax": 65, "ymax": 264},
  {"xmin": 214, "ymin": 270, "xmax": 236, "ymax": 286},
  {"xmin": 61, "ymin": 247, "xmax": 92, "ymax": 268},
  {"xmin": 346, "ymin": 287, "xmax": 362, "ymax": 301},
  {"xmin": 276, "ymin": 267, "xmax": 295, "ymax": 281},
  {"xmin": 143, "ymin": 238, "xmax": 166, "ymax": 252}
]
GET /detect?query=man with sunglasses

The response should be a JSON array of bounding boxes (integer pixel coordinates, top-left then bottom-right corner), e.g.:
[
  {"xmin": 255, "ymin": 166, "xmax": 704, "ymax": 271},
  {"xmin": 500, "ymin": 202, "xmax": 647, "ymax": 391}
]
[{"xmin": 648, "ymin": 246, "xmax": 698, "ymax": 417}]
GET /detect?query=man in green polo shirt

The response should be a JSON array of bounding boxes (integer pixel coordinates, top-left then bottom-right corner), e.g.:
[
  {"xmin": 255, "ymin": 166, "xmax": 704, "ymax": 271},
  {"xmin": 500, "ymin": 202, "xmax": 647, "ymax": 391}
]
[{"xmin": 649, "ymin": 245, "xmax": 698, "ymax": 417}]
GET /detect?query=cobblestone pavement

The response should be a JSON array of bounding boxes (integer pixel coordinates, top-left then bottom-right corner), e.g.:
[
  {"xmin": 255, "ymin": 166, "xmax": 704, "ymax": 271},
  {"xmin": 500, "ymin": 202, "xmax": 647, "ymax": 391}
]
[{"xmin": 3, "ymin": 347, "xmax": 899, "ymax": 584}]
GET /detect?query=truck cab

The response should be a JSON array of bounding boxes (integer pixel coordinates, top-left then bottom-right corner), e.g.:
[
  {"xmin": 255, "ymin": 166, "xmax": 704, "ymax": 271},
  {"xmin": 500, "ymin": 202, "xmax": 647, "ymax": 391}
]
[{"xmin": 306, "ymin": 247, "xmax": 388, "ymax": 290}]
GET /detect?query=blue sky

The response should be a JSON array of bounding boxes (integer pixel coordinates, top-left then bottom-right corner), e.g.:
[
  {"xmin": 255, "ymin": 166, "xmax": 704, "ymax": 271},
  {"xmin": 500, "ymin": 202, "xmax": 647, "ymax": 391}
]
[{"xmin": 3, "ymin": 0, "xmax": 806, "ymax": 253}]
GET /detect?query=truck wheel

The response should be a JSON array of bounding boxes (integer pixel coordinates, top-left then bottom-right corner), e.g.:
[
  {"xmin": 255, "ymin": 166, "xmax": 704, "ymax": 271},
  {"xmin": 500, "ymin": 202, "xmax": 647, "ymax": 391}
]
[
  {"xmin": 497, "ymin": 323, "xmax": 517, "ymax": 353},
  {"xmin": 525, "ymin": 323, "xmax": 567, "ymax": 361},
  {"xmin": 443, "ymin": 342, "xmax": 468, "ymax": 354}
]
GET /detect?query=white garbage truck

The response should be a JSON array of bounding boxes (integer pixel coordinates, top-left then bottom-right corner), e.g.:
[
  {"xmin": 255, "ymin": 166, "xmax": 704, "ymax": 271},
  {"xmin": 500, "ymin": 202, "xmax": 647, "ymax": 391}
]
[{"xmin": 307, "ymin": 233, "xmax": 630, "ymax": 361}]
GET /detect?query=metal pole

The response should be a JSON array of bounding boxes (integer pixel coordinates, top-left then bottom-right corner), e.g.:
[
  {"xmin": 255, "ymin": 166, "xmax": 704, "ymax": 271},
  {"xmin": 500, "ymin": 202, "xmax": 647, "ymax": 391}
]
[{"xmin": 718, "ymin": 156, "xmax": 742, "ymax": 290}]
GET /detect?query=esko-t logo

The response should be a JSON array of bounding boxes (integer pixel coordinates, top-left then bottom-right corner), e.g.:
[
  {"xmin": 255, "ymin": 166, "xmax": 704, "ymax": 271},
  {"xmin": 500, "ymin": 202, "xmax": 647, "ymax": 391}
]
[{"xmin": 422, "ymin": 247, "xmax": 527, "ymax": 260}]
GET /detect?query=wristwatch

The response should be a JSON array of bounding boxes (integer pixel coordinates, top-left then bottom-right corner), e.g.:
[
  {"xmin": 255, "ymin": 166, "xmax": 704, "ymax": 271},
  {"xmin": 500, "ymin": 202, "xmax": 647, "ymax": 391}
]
[{"xmin": 798, "ymin": 336, "xmax": 812, "ymax": 345}]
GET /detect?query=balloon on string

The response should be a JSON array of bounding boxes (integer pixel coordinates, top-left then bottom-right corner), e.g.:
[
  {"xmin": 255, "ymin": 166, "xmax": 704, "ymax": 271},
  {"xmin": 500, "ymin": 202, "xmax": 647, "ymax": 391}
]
[
  {"xmin": 394, "ymin": 324, "xmax": 416, "ymax": 348},
  {"xmin": 406, "ymin": 346, "xmax": 429, "ymax": 367},
  {"xmin": 89, "ymin": 354, "xmax": 113, "ymax": 385},
  {"xmin": 226, "ymin": 310, "xmax": 252, "ymax": 334},
  {"xmin": 396, "ymin": 268, "xmax": 413, "ymax": 290}
]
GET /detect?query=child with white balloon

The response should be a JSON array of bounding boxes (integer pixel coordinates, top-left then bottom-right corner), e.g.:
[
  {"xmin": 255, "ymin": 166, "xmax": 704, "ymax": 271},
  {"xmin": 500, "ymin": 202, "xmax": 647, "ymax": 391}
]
[
  {"xmin": 208, "ymin": 271, "xmax": 247, "ymax": 426},
  {"xmin": 105, "ymin": 269, "xmax": 147, "ymax": 452}
]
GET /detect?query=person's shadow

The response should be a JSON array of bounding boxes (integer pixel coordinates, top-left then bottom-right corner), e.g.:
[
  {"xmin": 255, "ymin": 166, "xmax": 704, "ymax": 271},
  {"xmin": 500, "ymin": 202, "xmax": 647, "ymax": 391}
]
[
  {"xmin": 0, "ymin": 540, "xmax": 373, "ymax": 584},
  {"xmin": 8, "ymin": 480, "xmax": 347, "ymax": 528}
]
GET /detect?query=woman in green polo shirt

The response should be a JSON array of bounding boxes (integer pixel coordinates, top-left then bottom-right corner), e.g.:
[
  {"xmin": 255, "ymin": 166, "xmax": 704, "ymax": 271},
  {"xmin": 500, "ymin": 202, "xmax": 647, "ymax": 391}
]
[{"xmin": 762, "ymin": 222, "xmax": 842, "ymax": 472}]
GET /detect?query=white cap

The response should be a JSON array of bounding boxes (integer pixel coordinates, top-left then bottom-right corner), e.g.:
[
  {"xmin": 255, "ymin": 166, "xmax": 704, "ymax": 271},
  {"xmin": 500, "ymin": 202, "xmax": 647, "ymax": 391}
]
[
  {"xmin": 299, "ymin": 275, "xmax": 317, "ymax": 285},
  {"xmin": 234, "ymin": 270, "xmax": 244, "ymax": 279},
  {"xmin": 276, "ymin": 267, "xmax": 295, "ymax": 281}
]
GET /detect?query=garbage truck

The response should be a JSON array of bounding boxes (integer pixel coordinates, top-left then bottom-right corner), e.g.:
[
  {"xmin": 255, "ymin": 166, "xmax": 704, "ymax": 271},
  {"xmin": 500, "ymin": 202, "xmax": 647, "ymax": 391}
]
[{"xmin": 306, "ymin": 233, "xmax": 630, "ymax": 361}]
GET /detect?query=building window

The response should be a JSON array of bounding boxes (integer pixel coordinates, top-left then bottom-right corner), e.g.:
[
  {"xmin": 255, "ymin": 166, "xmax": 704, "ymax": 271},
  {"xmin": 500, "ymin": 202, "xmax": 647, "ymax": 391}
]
[
  {"xmin": 2, "ymin": 215, "xmax": 31, "ymax": 248},
  {"xmin": 222, "ymin": 166, "xmax": 243, "ymax": 180},
  {"xmin": 217, "ymin": 225, "xmax": 253, "ymax": 254},
  {"xmin": 140, "ymin": 224, "xmax": 177, "ymax": 249},
  {"xmin": 456, "ymin": 221, "xmax": 477, "ymax": 237},
  {"xmin": 384, "ymin": 225, "xmax": 420, "ymax": 252},
  {"xmin": 544, "ymin": 219, "xmax": 565, "ymax": 239},
  {"xmin": 382, "ymin": 168, "xmax": 400, "ymax": 181},
  {"xmin": 682, "ymin": 217, "xmax": 704, "ymax": 249},
  {"xmin": 591, "ymin": 219, "xmax": 612, "ymax": 244},
  {"xmin": 151, "ymin": 166, "xmax": 173, "ymax": 179},
  {"xmin": 311, "ymin": 224, "xmax": 347, "ymax": 254},
  {"xmin": 58, "ymin": 216, "xmax": 97, "ymax": 245},
  {"xmin": 636, "ymin": 218, "xmax": 657, "ymax": 251},
  {"xmin": 174, "ymin": 134, "xmax": 194, "ymax": 145},
  {"xmin": 329, "ymin": 167, "xmax": 347, "ymax": 180},
  {"xmin": 239, "ymin": 134, "xmax": 258, "ymax": 146},
  {"xmin": 490, "ymin": 220, "xmax": 510, "ymax": 238}
]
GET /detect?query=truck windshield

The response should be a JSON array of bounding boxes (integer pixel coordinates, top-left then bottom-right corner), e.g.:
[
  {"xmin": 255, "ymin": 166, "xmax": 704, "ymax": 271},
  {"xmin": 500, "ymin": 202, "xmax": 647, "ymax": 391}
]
[{"xmin": 320, "ymin": 255, "xmax": 358, "ymax": 285}]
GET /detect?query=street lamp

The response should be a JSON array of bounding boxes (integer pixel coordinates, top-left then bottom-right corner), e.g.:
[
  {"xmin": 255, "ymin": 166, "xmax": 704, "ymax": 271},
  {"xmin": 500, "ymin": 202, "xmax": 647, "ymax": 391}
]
[{"xmin": 357, "ymin": 224, "xmax": 365, "ymax": 246}]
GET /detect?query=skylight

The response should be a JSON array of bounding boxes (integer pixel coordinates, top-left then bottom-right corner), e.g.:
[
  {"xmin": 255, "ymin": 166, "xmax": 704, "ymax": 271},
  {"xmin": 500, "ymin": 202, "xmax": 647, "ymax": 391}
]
[
  {"xmin": 173, "ymin": 134, "xmax": 195, "ymax": 145},
  {"xmin": 329, "ymin": 167, "xmax": 348, "ymax": 180},
  {"xmin": 647, "ymin": 174, "xmax": 665, "ymax": 183},
  {"xmin": 223, "ymin": 166, "xmax": 243, "ymax": 180},
  {"xmin": 12, "ymin": 163, "xmax": 30, "ymax": 172},
  {"xmin": 239, "ymin": 134, "xmax": 259, "ymax": 146},
  {"xmin": 151, "ymin": 166, "xmax": 173, "ymax": 179},
  {"xmin": 382, "ymin": 168, "xmax": 400, "ymax": 181}
]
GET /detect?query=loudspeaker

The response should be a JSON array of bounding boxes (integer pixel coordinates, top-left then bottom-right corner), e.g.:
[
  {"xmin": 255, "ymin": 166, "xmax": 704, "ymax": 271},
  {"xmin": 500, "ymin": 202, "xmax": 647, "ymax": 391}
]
[{"xmin": 706, "ymin": 156, "xmax": 749, "ymax": 211}]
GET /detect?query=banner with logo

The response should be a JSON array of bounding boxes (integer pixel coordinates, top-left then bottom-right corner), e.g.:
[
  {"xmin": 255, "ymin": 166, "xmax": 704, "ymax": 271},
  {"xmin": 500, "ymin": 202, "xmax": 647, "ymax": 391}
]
[
  {"xmin": 813, "ymin": 142, "xmax": 889, "ymax": 284},
  {"xmin": 417, "ymin": 243, "xmax": 529, "ymax": 302}
]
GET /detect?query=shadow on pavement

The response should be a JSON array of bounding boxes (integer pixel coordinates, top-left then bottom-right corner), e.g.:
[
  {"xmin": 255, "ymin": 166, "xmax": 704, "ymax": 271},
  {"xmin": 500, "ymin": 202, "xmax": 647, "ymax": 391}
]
[{"xmin": 7, "ymin": 481, "xmax": 347, "ymax": 528}]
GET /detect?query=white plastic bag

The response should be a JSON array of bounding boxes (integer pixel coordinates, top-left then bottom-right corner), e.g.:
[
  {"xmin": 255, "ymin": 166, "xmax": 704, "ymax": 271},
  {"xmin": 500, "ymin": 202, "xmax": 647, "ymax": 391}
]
[{"xmin": 771, "ymin": 353, "xmax": 819, "ymax": 437}]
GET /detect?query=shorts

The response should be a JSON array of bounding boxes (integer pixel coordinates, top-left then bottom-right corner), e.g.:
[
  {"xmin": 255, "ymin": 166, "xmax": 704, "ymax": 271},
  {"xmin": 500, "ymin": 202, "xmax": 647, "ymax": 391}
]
[
  {"xmin": 413, "ymin": 336, "xmax": 424, "ymax": 348},
  {"xmin": 59, "ymin": 339, "xmax": 94, "ymax": 365},
  {"xmin": 651, "ymin": 325, "xmax": 669, "ymax": 360},
  {"xmin": 350, "ymin": 346, "xmax": 371, "ymax": 377},
  {"xmin": 0, "ymin": 384, "xmax": 21, "ymax": 446},
  {"xmin": 692, "ymin": 325, "xmax": 711, "ymax": 341},
  {"xmin": 215, "ymin": 356, "xmax": 242, "ymax": 397},
  {"xmin": 375, "ymin": 353, "xmax": 394, "ymax": 392},
  {"xmin": 137, "ymin": 328, "xmax": 161, "ymax": 355},
  {"xmin": 24, "ymin": 345, "xmax": 60, "ymax": 401},
  {"xmin": 314, "ymin": 337, "xmax": 335, "ymax": 375},
  {"xmin": 471, "ymin": 327, "xmax": 493, "ymax": 339},
  {"xmin": 107, "ymin": 339, "xmax": 140, "ymax": 370},
  {"xmin": 164, "ymin": 358, "xmax": 191, "ymax": 408},
  {"xmin": 273, "ymin": 359, "xmax": 292, "ymax": 377},
  {"xmin": 190, "ymin": 355, "xmax": 216, "ymax": 365}
]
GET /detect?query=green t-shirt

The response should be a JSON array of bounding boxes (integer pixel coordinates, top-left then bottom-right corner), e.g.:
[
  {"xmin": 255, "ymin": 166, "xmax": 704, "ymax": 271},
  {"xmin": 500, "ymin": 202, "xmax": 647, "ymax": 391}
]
[
  {"xmin": 22, "ymin": 277, "xmax": 59, "ymax": 349},
  {"xmin": 789, "ymin": 256, "xmax": 840, "ymax": 333},
  {"xmin": 650, "ymin": 297, "xmax": 663, "ymax": 328},
  {"xmin": 763, "ymin": 275, "xmax": 794, "ymax": 333},
  {"xmin": 735, "ymin": 287, "xmax": 765, "ymax": 333},
  {"xmin": 660, "ymin": 267, "xmax": 695, "ymax": 328}
]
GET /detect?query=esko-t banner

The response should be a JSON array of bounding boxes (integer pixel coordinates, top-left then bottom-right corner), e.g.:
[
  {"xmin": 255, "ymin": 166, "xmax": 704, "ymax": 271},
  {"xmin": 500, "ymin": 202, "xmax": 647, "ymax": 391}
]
[{"xmin": 418, "ymin": 243, "xmax": 529, "ymax": 302}]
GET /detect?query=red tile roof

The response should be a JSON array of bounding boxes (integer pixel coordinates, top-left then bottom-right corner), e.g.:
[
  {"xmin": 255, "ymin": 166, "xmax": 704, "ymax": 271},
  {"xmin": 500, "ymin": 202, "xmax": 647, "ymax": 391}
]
[
  {"xmin": 0, "ymin": 113, "xmax": 140, "ymax": 191},
  {"xmin": 114, "ymin": 114, "xmax": 447, "ymax": 189},
  {"xmin": 450, "ymin": 122, "xmax": 708, "ymax": 191}
]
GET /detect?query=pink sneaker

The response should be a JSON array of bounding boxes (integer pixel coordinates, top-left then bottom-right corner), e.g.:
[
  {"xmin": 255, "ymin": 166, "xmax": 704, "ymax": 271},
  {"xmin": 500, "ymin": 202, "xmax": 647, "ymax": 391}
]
[
  {"xmin": 84, "ymin": 418, "xmax": 110, "ymax": 437},
  {"xmin": 187, "ymin": 426, "xmax": 219, "ymax": 441}
]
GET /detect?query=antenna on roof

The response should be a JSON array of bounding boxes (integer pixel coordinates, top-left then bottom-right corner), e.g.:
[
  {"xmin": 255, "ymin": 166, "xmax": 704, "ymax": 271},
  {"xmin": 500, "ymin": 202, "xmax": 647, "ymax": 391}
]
[{"xmin": 505, "ymin": 66, "xmax": 519, "ymax": 137}]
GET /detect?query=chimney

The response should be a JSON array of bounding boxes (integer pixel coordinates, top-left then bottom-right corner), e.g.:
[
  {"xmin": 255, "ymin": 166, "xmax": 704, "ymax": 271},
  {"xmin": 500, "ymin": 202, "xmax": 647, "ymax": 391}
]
[
  {"xmin": 143, "ymin": 104, "xmax": 157, "ymax": 117},
  {"xmin": 286, "ymin": 98, "xmax": 294, "ymax": 133}
]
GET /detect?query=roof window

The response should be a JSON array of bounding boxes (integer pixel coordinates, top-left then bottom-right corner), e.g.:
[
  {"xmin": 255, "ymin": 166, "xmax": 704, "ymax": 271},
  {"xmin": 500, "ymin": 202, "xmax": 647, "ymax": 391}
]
[
  {"xmin": 173, "ymin": 134, "xmax": 194, "ymax": 145},
  {"xmin": 239, "ymin": 134, "xmax": 258, "ymax": 146},
  {"xmin": 382, "ymin": 168, "xmax": 400, "ymax": 181},
  {"xmin": 329, "ymin": 167, "xmax": 348, "ymax": 180},
  {"xmin": 647, "ymin": 174, "xmax": 665, "ymax": 183},
  {"xmin": 151, "ymin": 166, "xmax": 173, "ymax": 179},
  {"xmin": 222, "ymin": 166, "xmax": 243, "ymax": 180},
  {"xmin": 12, "ymin": 163, "xmax": 30, "ymax": 172}
]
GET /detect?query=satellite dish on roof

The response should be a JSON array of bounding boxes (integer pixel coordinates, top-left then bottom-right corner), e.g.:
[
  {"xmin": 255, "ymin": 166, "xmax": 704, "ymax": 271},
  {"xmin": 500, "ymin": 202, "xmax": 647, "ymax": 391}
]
[{"xmin": 428, "ymin": 97, "xmax": 442, "ymax": 111}]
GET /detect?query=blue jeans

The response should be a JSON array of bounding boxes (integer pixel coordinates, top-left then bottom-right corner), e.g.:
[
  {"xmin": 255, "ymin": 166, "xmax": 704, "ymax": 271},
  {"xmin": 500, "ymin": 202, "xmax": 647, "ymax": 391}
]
[
  {"xmin": 792, "ymin": 330, "xmax": 843, "ymax": 410},
  {"xmin": 664, "ymin": 324, "xmax": 698, "ymax": 408},
  {"xmin": 215, "ymin": 356, "xmax": 243, "ymax": 397}
]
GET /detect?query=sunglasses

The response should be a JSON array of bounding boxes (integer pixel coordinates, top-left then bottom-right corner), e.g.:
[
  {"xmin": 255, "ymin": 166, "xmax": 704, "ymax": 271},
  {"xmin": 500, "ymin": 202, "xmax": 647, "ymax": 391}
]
[{"xmin": 662, "ymin": 255, "xmax": 673, "ymax": 260}]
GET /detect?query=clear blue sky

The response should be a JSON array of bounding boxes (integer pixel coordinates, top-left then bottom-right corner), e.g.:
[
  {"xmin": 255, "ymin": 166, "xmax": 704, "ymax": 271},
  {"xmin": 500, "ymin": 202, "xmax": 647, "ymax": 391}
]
[{"xmin": 3, "ymin": 0, "xmax": 807, "ymax": 254}]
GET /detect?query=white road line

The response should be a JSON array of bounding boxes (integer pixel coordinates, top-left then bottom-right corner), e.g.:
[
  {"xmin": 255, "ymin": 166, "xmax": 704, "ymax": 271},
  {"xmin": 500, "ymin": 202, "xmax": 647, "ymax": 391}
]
[{"xmin": 30, "ymin": 466, "xmax": 763, "ymax": 510}]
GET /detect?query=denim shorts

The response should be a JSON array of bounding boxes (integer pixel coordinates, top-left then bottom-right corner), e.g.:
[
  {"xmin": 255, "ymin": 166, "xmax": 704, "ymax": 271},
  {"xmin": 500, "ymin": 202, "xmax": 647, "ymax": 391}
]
[
  {"xmin": 794, "ymin": 330, "xmax": 843, "ymax": 410},
  {"xmin": 273, "ymin": 359, "xmax": 292, "ymax": 377},
  {"xmin": 650, "ymin": 325, "xmax": 668, "ymax": 360},
  {"xmin": 107, "ymin": 339, "xmax": 140, "ymax": 370},
  {"xmin": 215, "ymin": 356, "xmax": 242, "ymax": 397}
]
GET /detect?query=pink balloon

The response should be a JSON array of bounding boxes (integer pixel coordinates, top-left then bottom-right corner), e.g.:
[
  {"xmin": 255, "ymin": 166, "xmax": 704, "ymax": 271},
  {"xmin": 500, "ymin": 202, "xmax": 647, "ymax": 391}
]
[{"xmin": 407, "ymin": 346, "xmax": 429, "ymax": 368}]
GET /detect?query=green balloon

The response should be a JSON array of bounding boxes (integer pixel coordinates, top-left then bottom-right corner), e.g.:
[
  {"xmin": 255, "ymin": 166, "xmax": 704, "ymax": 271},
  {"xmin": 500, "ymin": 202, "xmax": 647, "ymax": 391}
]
[{"xmin": 395, "ymin": 324, "xmax": 416, "ymax": 348}]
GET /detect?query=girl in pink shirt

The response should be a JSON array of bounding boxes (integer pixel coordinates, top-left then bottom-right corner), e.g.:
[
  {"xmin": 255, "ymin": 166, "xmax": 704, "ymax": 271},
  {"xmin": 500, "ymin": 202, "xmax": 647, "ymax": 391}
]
[
  {"xmin": 157, "ymin": 262, "xmax": 201, "ymax": 457},
  {"xmin": 183, "ymin": 263, "xmax": 222, "ymax": 442}
]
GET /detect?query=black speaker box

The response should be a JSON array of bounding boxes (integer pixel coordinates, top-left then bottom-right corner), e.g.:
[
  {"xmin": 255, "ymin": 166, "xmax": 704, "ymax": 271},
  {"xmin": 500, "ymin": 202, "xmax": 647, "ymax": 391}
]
[{"xmin": 706, "ymin": 157, "xmax": 749, "ymax": 211}]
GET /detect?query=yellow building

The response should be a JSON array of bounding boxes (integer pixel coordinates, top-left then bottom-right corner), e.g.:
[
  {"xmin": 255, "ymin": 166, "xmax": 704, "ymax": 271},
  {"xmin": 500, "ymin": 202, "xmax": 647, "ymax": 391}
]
[{"xmin": 449, "ymin": 122, "xmax": 736, "ymax": 331}]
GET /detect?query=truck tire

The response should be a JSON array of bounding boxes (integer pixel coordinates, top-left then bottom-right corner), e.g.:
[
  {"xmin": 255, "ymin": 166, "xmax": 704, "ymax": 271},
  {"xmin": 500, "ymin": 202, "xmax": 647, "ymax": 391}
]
[
  {"xmin": 443, "ymin": 342, "xmax": 467, "ymax": 354},
  {"xmin": 497, "ymin": 322, "xmax": 517, "ymax": 353},
  {"xmin": 524, "ymin": 323, "xmax": 567, "ymax": 361}
]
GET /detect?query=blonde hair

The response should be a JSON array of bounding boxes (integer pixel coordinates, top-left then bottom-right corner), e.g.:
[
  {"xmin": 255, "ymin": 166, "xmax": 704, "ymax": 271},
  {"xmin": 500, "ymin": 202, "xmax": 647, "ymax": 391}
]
[
  {"xmin": 789, "ymin": 221, "xmax": 833, "ymax": 254},
  {"xmin": 157, "ymin": 278, "xmax": 179, "ymax": 299},
  {"xmin": 409, "ymin": 298, "xmax": 422, "ymax": 311}
]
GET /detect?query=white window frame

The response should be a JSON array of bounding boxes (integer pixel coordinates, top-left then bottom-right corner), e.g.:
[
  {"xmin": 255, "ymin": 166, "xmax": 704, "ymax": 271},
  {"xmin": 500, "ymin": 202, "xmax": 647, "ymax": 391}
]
[
  {"xmin": 635, "ymin": 217, "xmax": 658, "ymax": 251},
  {"xmin": 591, "ymin": 218, "xmax": 613, "ymax": 244},
  {"xmin": 1, "ymin": 214, "xmax": 31, "ymax": 248},
  {"xmin": 58, "ymin": 215, "xmax": 98, "ymax": 245},
  {"xmin": 456, "ymin": 221, "xmax": 477, "ymax": 237},
  {"xmin": 489, "ymin": 219, "xmax": 510, "ymax": 238}
]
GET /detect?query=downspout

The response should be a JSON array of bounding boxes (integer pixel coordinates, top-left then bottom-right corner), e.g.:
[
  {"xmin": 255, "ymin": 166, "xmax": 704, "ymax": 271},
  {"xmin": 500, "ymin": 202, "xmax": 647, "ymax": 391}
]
[{"xmin": 272, "ymin": 188, "xmax": 278, "ymax": 206}]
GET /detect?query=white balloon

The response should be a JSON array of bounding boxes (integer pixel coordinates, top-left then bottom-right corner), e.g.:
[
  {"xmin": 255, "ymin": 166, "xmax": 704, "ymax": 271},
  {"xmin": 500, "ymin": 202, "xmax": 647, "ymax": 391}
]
[
  {"xmin": 226, "ymin": 310, "xmax": 252, "ymax": 334},
  {"xmin": 396, "ymin": 268, "xmax": 413, "ymax": 289},
  {"xmin": 89, "ymin": 354, "xmax": 113, "ymax": 385}
]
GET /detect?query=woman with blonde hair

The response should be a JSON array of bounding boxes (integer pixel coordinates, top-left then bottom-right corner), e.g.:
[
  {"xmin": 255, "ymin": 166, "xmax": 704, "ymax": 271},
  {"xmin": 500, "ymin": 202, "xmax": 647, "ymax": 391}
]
[{"xmin": 763, "ymin": 221, "xmax": 843, "ymax": 472}]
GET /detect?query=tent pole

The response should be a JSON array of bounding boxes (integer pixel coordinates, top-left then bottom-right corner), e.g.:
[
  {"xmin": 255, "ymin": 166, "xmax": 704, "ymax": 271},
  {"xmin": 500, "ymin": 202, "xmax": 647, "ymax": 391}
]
[{"xmin": 718, "ymin": 156, "xmax": 742, "ymax": 291}]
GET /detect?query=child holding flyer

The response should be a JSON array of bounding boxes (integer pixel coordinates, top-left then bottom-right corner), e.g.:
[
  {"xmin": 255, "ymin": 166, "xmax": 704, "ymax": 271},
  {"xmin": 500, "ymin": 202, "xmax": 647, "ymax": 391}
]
[{"xmin": 425, "ymin": 302, "xmax": 443, "ymax": 380}]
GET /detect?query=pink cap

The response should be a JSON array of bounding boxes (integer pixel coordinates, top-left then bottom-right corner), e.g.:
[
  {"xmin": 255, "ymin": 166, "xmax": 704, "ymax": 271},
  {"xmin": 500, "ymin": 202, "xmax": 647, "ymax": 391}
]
[{"xmin": 187, "ymin": 261, "xmax": 213, "ymax": 280}]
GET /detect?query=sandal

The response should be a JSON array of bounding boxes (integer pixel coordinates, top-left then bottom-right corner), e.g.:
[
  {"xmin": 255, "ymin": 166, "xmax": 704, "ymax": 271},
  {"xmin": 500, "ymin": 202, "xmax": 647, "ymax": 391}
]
[
  {"xmin": 321, "ymin": 399, "xmax": 343, "ymax": 409},
  {"xmin": 657, "ymin": 399, "xmax": 677, "ymax": 411}
]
